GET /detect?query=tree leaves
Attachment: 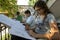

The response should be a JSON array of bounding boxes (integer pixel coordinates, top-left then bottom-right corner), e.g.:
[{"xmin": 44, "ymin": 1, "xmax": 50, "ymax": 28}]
[
  {"xmin": 29, "ymin": 0, "xmax": 38, "ymax": 6},
  {"xmin": 0, "ymin": 0, "xmax": 18, "ymax": 17}
]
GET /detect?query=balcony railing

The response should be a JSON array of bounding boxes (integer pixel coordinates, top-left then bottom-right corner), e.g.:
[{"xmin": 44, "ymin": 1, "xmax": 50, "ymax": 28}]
[{"xmin": 0, "ymin": 22, "xmax": 10, "ymax": 40}]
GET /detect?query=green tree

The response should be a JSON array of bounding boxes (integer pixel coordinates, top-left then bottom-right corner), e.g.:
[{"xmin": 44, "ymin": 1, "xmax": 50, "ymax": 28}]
[
  {"xmin": 0, "ymin": 0, "xmax": 18, "ymax": 17},
  {"xmin": 29, "ymin": 0, "xmax": 38, "ymax": 6},
  {"xmin": 29, "ymin": 0, "xmax": 49, "ymax": 6}
]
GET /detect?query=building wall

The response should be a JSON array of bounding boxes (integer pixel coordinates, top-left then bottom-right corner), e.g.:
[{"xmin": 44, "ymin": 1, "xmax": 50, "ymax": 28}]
[{"xmin": 50, "ymin": 0, "xmax": 60, "ymax": 18}]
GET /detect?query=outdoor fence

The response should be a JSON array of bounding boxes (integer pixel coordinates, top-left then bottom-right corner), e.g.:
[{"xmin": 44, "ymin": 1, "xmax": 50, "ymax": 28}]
[{"xmin": 0, "ymin": 22, "xmax": 10, "ymax": 40}]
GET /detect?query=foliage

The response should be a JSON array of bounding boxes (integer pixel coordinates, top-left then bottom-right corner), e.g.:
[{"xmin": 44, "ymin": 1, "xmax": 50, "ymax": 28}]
[
  {"xmin": 29, "ymin": 0, "xmax": 38, "ymax": 6},
  {"xmin": 0, "ymin": 0, "xmax": 18, "ymax": 17},
  {"xmin": 29, "ymin": 0, "xmax": 49, "ymax": 6}
]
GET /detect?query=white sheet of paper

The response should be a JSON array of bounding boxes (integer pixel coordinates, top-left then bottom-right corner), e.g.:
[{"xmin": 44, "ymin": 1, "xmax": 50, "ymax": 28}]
[{"xmin": 0, "ymin": 14, "xmax": 36, "ymax": 40}]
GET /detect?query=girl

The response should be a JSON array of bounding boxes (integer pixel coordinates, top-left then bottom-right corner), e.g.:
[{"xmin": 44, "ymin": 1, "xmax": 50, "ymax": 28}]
[{"xmin": 25, "ymin": 1, "xmax": 60, "ymax": 40}]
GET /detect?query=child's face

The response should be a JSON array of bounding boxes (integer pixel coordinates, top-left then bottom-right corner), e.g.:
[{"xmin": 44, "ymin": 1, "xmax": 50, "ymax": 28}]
[
  {"xmin": 25, "ymin": 13, "xmax": 30, "ymax": 17},
  {"xmin": 35, "ymin": 7, "xmax": 45, "ymax": 15}
]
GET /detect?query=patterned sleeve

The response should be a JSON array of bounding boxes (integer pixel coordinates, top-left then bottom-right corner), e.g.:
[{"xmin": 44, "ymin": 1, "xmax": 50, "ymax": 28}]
[
  {"xmin": 26, "ymin": 16, "xmax": 34, "ymax": 25},
  {"xmin": 47, "ymin": 14, "xmax": 56, "ymax": 23}
]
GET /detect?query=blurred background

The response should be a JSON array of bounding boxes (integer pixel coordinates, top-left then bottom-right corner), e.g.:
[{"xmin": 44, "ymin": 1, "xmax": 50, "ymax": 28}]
[{"xmin": 0, "ymin": 0, "xmax": 60, "ymax": 40}]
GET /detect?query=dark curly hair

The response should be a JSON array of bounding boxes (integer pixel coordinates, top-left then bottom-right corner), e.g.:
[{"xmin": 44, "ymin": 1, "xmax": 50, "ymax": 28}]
[
  {"xmin": 16, "ymin": 12, "xmax": 20, "ymax": 15},
  {"xmin": 24, "ymin": 10, "xmax": 31, "ymax": 15},
  {"xmin": 34, "ymin": 0, "xmax": 51, "ymax": 14},
  {"xmin": 34, "ymin": 0, "xmax": 52, "ymax": 23}
]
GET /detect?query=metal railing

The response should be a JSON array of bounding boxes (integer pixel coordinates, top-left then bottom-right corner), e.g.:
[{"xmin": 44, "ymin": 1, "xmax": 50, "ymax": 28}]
[{"xmin": 0, "ymin": 23, "xmax": 10, "ymax": 40}]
